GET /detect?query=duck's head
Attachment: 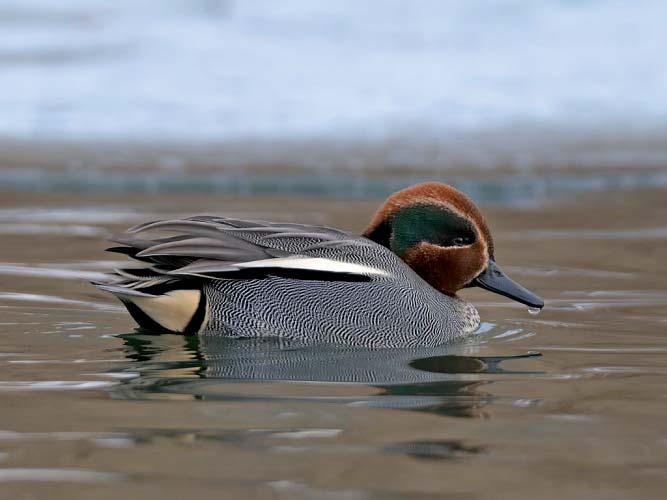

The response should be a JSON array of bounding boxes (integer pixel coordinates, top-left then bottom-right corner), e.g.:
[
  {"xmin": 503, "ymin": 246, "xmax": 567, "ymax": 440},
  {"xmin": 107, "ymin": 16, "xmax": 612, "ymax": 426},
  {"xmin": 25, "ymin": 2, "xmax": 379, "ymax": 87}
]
[{"xmin": 364, "ymin": 182, "xmax": 543, "ymax": 309}]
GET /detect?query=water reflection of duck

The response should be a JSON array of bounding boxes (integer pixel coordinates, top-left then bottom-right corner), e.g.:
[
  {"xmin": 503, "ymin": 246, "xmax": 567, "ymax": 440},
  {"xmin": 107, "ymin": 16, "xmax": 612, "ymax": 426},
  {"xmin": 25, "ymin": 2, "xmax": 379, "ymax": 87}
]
[
  {"xmin": 96, "ymin": 183, "xmax": 543, "ymax": 346},
  {"xmin": 117, "ymin": 334, "xmax": 541, "ymax": 418}
]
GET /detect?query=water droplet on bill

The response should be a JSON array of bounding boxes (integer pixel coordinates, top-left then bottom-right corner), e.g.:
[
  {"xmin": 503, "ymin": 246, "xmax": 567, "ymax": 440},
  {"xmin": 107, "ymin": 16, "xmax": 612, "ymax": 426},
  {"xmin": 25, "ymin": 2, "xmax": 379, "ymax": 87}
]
[{"xmin": 528, "ymin": 307, "xmax": 541, "ymax": 315}]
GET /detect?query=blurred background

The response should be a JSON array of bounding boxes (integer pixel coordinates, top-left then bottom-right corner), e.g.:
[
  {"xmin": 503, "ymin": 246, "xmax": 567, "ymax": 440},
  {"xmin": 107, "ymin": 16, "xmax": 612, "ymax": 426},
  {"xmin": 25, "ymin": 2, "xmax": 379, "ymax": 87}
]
[{"xmin": 1, "ymin": 0, "xmax": 666, "ymax": 200}]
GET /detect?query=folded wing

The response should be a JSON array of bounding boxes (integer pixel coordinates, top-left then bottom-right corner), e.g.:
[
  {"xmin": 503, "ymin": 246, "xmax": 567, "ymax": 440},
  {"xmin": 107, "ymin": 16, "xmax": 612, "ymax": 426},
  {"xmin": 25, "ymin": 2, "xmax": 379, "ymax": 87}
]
[{"xmin": 108, "ymin": 216, "xmax": 387, "ymax": 281}]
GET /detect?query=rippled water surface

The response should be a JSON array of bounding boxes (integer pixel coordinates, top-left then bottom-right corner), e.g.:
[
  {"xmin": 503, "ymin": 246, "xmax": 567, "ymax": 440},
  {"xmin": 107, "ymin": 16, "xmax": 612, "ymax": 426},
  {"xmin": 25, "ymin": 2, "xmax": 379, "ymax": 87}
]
[{"xmin": 0, "ymin": 189, "xmax": 666, "ymax": 499}]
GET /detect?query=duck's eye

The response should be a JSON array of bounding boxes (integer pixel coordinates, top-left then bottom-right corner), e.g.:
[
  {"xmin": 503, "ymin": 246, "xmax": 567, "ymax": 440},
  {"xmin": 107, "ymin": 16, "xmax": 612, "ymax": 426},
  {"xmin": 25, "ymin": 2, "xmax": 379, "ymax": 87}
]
[{"xmin": 452, "ymin": 236, "xmax": 469, "ymax": 247}]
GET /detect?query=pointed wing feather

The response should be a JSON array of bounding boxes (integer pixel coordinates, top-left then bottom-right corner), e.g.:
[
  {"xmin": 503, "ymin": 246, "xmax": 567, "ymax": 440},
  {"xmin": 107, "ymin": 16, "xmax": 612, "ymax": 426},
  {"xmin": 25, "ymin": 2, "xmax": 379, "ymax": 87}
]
[
  {"xmin": 103, "ymin": 215, "xmax": 388, "ymax": 283},
  {"xmin": 135, "ymin": 237, "xmax": 278, "ymax": 261}
]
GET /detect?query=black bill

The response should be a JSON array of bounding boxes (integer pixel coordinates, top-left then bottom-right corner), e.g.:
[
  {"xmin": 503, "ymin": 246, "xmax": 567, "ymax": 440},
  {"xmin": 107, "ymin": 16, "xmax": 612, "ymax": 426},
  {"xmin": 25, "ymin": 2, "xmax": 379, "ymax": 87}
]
[{"xmin": 471, "ymin": 259, "xmax": 544, "ymax": 309}]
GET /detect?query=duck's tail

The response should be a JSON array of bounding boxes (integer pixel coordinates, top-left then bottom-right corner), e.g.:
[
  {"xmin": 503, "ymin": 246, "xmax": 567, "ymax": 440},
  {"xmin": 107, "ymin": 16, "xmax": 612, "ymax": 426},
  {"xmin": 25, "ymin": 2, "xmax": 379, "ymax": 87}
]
[{"xmin": 93, "ymin": 273, "xmax": 208, "ymax": 335}]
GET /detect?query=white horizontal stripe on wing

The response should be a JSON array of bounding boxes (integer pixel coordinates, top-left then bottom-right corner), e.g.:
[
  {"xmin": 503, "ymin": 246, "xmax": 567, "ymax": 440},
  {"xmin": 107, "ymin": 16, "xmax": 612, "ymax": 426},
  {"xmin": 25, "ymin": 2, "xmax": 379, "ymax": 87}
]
[{"xmin": 235, "ymin": 257, "xmax": 389, "ymax": 277}]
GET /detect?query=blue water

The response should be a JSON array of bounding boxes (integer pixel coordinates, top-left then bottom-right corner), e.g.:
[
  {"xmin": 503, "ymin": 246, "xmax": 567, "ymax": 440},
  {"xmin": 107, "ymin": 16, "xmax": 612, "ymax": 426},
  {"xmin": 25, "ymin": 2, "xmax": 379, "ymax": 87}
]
[{"xmin": 2, "ymin": 0, "xmax": 666, "ymax": 143}]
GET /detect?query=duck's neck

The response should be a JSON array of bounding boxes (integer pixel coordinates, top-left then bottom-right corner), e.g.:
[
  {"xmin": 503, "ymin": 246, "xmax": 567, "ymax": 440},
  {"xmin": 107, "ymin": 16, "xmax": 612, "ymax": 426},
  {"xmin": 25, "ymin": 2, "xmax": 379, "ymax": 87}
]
[{"xmin": 363, "ymin": 219, "xmax": 392, "ymax": 249}]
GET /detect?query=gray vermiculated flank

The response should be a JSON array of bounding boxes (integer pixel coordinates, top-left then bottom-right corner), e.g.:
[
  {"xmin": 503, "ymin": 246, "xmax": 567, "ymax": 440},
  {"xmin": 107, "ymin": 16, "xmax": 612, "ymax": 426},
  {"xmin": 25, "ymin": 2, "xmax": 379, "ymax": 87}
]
[{"xmin": 102, "ymin": 216, "xmax": 480, "ymax": 347}]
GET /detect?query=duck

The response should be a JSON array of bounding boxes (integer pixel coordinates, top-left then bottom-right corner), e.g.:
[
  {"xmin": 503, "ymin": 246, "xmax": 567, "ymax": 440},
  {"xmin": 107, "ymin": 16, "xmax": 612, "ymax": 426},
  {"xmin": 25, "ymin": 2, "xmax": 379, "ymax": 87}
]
[{"xmin": 94, "ymin": 182, "xmax": 543, "ymax": 347}]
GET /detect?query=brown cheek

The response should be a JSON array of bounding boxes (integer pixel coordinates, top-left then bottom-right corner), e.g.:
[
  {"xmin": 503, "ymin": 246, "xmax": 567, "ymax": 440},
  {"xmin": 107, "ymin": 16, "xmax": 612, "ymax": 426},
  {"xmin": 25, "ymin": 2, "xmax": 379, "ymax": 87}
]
[{"xmin": 402, "ymin": 242, "xmax": 486, "ymax": 295}]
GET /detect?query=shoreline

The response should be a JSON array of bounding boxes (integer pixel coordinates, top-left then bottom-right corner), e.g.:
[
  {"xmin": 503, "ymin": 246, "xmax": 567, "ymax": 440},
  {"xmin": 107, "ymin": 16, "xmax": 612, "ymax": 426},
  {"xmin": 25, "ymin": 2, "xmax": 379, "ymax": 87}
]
[
  {"xmin": 1, "ymin": 130, "xmax": 665, "ymax": 204},
  {"xmin": 1, "ymin": 126, "xmax": 666, "ymax": 177}
]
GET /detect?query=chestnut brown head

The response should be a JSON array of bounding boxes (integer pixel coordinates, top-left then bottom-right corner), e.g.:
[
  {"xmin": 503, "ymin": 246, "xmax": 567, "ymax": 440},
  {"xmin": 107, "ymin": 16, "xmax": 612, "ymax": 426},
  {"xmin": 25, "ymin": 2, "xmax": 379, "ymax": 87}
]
[{"xmin": 364, "ymin": 182, "xmax": 543, "ymax": 309}]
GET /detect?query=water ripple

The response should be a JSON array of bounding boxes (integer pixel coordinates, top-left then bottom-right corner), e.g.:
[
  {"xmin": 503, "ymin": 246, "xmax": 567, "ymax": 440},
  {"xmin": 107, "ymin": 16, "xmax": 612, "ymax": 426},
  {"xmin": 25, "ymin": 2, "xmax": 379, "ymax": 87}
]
[
  {"xmin": 0, "ymin": 223, "xmax": 110, "ymax": 237},
  {"xmin": 0, "ymin": 263, "xmax": 109, "ymax": 281},
  {"xmin": 0, "ymin": 468, "xmax": 121, "ymax": 483},
  {"xmin": 0, "ymin": 292, "xmax": 120, "ymax": 311},
  {"xmin": 0, "ymin": 380, "xmax": 117, "ymax": 391}
]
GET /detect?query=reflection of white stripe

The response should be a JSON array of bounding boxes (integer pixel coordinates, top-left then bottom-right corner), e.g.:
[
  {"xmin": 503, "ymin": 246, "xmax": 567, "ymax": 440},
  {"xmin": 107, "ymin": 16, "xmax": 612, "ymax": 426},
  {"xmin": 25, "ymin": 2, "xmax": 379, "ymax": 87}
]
[{"xmin": 235, "ymin": 257, "xmax": 389, "ymax": 277}]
